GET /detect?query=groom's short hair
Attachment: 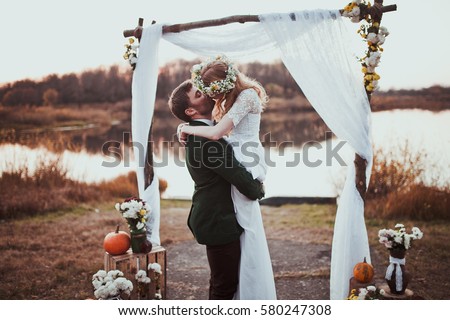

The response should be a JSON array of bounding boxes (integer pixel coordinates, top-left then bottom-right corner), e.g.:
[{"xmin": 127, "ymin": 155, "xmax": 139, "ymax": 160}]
[{"xmin": 169, "ymin": 80, "xmax": 193, "ymax": 122}]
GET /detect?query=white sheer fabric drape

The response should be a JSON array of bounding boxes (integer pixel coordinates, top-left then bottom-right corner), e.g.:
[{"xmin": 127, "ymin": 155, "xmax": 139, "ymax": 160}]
[
  {"xmin": 260, "ymin": 10, "xmax": 373, "ymax": 300},
  {"xmin": 163, "ymin": 23, "xmax": 277, "ymax": 60},
  {"xmin": 133, "ymin": 9, "xmax": 373, "ymax": 299},
  {"xmin": 132, "ymin": 25, "xmax": 163, "ymax": 246}
]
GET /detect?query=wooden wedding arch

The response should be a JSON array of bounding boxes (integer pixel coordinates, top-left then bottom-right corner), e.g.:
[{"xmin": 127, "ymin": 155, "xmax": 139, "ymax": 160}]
[{"xmin": 123, "ymin": 0, "xmax": 397, "ymax": 202}]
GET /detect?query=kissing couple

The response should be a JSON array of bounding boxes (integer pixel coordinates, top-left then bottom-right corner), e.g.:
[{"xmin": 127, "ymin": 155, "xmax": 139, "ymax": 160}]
[{"xmin": 168, "ymin": 55, "xmax": 276, "ymax": 300}]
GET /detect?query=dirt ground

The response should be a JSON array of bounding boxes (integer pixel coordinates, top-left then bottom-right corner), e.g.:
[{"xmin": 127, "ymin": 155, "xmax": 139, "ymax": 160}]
[
  {"xmin": 0, "ymin": 201, "xmax": 443, "ymax": 300},
  {"xmin": 162, "ymin": 203, "xmax": 392, "ymax": 300},
  {"xmin": 165, "ymin": 239, "xmax": 332, "ymax": 300}
]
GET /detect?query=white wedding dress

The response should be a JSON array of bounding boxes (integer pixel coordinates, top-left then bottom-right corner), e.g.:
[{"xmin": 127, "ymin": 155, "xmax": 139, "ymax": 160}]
[{"xmin": 224, "ymin": 88, "xmax": 277, "ymax": 300}]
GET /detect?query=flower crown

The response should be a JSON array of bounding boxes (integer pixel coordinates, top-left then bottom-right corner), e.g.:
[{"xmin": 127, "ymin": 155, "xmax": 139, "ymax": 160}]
[{"xmin": 191, "ymin": 55, "xmax": 238, "ymax": 97}]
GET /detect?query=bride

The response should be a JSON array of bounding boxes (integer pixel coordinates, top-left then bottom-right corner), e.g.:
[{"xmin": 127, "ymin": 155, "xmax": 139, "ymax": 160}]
[{"xmin": 179, "ymin": 55, "xmax": 277, "ymax": 300}]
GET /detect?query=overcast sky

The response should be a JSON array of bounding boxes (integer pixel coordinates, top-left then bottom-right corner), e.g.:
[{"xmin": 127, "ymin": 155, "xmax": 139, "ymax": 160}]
[{"xmin": 1, "ymin": 0, "xmax": 449, "ymax": 90}]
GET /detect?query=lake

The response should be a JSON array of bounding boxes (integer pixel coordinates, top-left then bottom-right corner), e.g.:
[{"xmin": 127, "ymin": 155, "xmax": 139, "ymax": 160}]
[{"xmin": 1, "ymin": 109, "xmax": 449, "ymax": 199}]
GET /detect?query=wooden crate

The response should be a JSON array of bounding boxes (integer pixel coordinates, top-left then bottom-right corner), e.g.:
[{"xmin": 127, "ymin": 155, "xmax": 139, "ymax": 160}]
[{"xmin": 104, "ymin": 246, "xmax": 166, "ymax": 300}]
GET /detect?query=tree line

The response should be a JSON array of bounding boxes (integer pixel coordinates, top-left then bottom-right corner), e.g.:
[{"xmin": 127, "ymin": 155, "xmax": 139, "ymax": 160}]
[
  {"xmin": 2, "ymin": 59, "xmax": 449, "ymax": 110},
  {"xmin": 0, "ymin": 60, "xmax": 302, "ymax": 107},
  {"xmin": 0, "ymin": 65, "xmax": 132, "ymax": 107}
]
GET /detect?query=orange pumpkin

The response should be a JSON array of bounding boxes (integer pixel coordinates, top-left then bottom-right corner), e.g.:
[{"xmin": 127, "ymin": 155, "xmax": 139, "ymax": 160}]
[
  {"xmin": 103, "ymin": 225, "xmax": 130, "ymax": 255},
  {"xmin": 353, "ymin": 257, "xmax": 374, "ymax": 283}
]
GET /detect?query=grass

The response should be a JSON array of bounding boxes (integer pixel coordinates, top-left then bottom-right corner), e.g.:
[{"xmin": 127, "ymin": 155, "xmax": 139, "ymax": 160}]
[
  {"xmin": 366, "ymin": 218, "xmax": 450, "ymax": 299},
  {"xmin": 0, "ymin": 102, "xmax": 130, "ymax": 130},
  {"xmin": 0, "ymin": 203, "xmax": 120, "ymax": 299},
  {"xmin": 261, "ymin": 204, "xmax": 336, "ymax": 245},
  {"xmin": 364, "ymin": 146, "xmax": 450, "ymax": 220},
  {"xmin": 367, "ymin": 184, "xmax": 450, "ymax": 220},
  {"xmin": 0, "ymin": 200, "xmax": 448, "ymax": 299},
  {"xmin": 0, "ymin": 199, "xmax": 191, "ymax": 299},
  {"xmin": 0, "ymin": 157, "xmax": 167, "ymax": 220},
  {"xmin": 0, "ymin": 157, "xmax": 91, "ymax": 219},
  {"xmin": 261, "ymin": 205, "xmax": 450, "ymax": 299}
]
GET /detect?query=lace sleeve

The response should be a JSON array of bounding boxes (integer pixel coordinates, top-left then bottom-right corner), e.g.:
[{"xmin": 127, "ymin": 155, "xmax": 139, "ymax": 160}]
[{"xmin": 225, "ymin": 89, "xmax": 261, "ymax": 127}]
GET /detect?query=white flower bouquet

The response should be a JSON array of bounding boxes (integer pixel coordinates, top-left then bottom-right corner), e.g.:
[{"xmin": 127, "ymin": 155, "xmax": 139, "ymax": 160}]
[
  {"xmin": 115, "ymin": 197, "xmax": 151, "ymax": 232},
  {"xmin": 148, "ymin": 263, "xmax": 162, "ymax": 274},
  {"xmin": 148, "ymin": 263, "xmax": 163, "ymax": 299},
  {"xmin": 92, "ymin": 270, "xmax": 133, "ymax": 299},
  {"xmin": 378, "ymin": 223, "xmax": 423, "ymax": 251},
  {"xmin": 134, "ymin": 263, "xmax": 163, "ymax": 299},
  {"xmin": 135, "ymin": 269, "xmax": 151, "ymax": 298},
  {"xmin": 348, "ymin": 285, "xmax": 385, "ymax": 300},
  {"xmin": 135, "ymin": 270, "xmax": 151, "ymax": 284}
]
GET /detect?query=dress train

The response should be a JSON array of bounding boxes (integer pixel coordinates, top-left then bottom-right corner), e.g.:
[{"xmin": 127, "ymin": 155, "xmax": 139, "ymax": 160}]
[{"xmin": 232, "ymin": 186, "xmax": 277, "ymax": 300}]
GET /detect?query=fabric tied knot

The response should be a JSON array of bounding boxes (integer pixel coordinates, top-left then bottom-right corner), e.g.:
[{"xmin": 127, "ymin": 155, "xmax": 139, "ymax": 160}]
[{"xmin": 385, "ymin": 256, "xmax": 406, "ymax": 292}]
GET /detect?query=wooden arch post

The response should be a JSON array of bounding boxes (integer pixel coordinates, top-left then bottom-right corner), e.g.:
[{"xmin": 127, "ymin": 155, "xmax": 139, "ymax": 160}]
[
  {"xmin": 354, "ymin": 0, "xmax": 391, "ymax": 201},
  {"xmin": 124, "ymin": 1, "xmax": 396, "ymax": 191}
]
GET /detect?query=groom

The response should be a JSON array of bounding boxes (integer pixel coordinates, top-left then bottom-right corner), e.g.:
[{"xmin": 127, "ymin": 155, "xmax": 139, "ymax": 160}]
[{"xmin": 168, "ymin": 80, "xmax": 265, "ymax": 299}]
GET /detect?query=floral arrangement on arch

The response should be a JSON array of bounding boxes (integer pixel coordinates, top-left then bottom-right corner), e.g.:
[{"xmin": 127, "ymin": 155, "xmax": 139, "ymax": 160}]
[
  {"xmin": 92, "ymin": 270, "xmax": 133, "ymax": 300},
  {"xmin": 342, "ymin": 0, "xmax": 390, "ymax": 93},
  {"xmin": 348, "ymin": 285, "xmax": 385, "ymax": 300},
  {"xmin": 378, "ymin": 223, "xmax": 423, "ymax": 251},
  {"xmin": 115, "ymin": 197, "xmax": 151, "ymax": 233},
  {"xmin": 123, "ymin": 37, "xmax": 139, "ymax": 70}
]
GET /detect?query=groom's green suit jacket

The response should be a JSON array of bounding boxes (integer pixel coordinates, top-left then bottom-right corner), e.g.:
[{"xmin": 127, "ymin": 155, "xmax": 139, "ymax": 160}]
[{"xmin": 185, "ymin": 120, "xmax": 265, "ymax": 246}]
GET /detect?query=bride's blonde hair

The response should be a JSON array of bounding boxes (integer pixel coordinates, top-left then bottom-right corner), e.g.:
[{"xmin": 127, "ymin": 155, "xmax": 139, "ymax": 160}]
[{"xmin": 199, "ymin": 60, "xmax": 268, "ymax": 120}]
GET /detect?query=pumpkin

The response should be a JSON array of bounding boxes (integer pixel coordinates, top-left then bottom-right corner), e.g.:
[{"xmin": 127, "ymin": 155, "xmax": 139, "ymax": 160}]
[
  {"xmin": 353, "ymin": 257, "xmax": 374, "ymax": 283},
  {"xmin": 103, "ymin": 225, "xmax": 130, "ymax": 255}
]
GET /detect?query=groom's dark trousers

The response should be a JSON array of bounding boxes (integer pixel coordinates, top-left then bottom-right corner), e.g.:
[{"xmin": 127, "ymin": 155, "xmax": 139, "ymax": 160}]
[
  {"xmin": 206, "ymin": 239, "xmax": 241, "ymax": 299},
  {"xmin": 184, "ymin": 121, "xmax": 265, "ymax": 299}
]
